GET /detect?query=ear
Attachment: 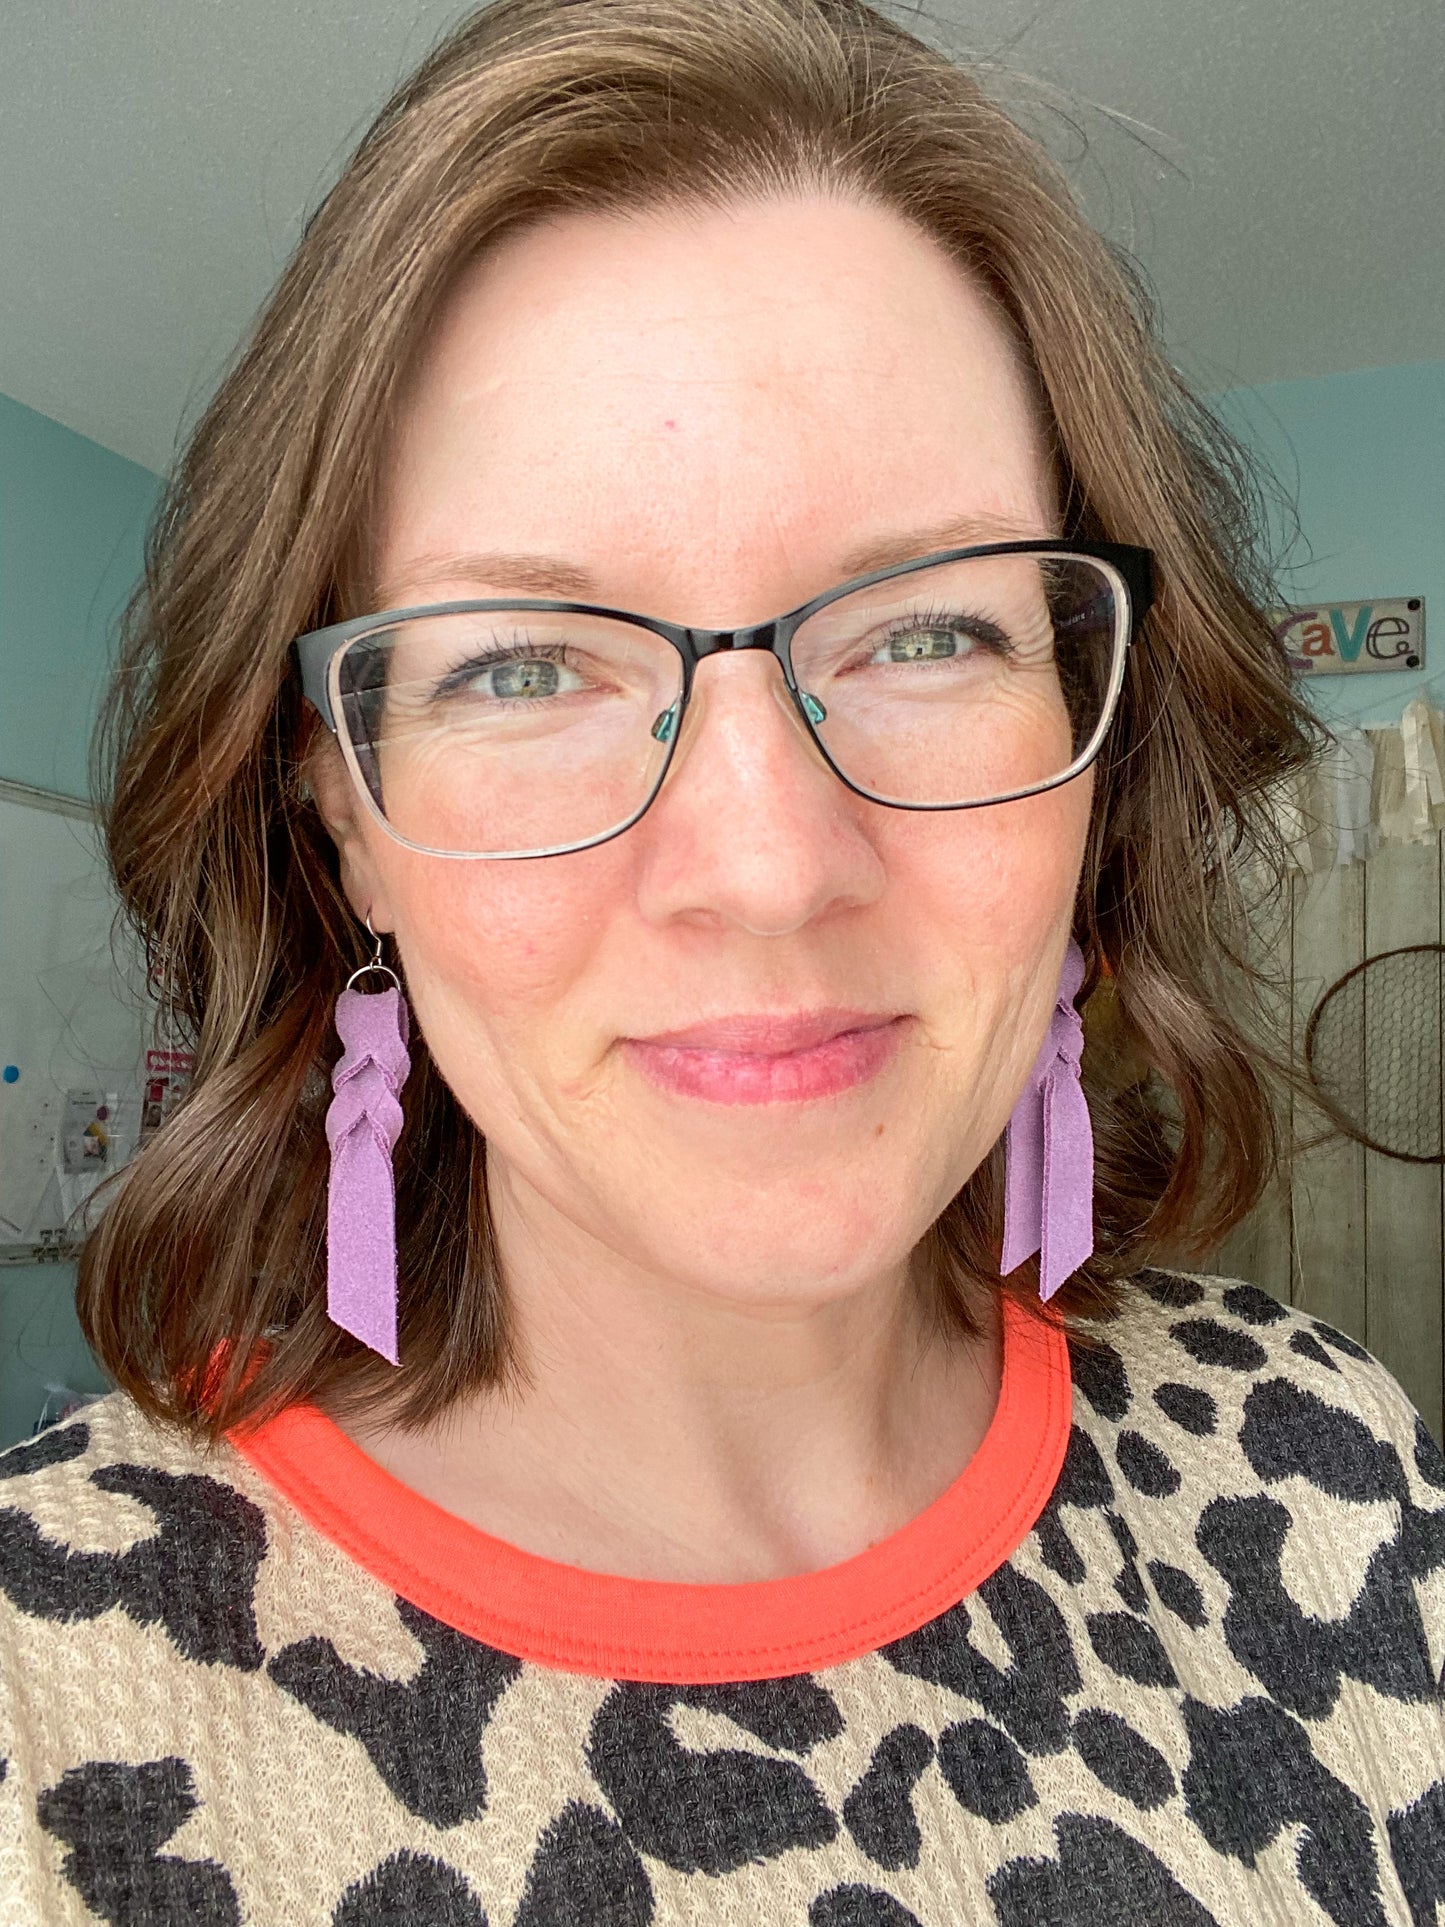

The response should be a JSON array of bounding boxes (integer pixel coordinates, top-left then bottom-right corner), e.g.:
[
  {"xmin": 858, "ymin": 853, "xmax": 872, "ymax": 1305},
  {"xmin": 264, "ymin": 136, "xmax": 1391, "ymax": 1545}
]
[{"xmin": 303, "ymin": 725, "xmax": 397, "ymax": 933}]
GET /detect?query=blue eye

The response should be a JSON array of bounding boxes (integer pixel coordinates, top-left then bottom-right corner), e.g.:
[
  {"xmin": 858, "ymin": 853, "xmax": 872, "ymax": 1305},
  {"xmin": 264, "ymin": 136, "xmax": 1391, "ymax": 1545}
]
[
  {"xmin": 434, "ymin": 644, "xmax": 586, "ymax": 704},
  {"xmin": 488, "ymin": 659, "xmax": 562, "ymax": 699},
  {"xmin": 866, "ymin": 608, "xmax": 1011, "ymax": 666},
  {"xmin": 880, "ymin": 628, "xmax": 962, "ymax": 663}
]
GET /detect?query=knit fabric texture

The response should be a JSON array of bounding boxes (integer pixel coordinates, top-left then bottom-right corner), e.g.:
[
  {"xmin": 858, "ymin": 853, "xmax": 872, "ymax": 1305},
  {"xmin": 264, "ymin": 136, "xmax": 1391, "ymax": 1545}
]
[{"xmin": 1, "ymin": 1268, "xmax": 1442, "ymax": 1925}]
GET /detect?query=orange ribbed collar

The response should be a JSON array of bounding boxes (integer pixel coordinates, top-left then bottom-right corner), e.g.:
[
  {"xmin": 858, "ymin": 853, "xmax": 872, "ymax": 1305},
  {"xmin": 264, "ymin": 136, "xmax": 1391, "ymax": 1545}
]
[{"xmin": 229, "ymin": 1289, "xmax": 1071, "ymax": 1684}]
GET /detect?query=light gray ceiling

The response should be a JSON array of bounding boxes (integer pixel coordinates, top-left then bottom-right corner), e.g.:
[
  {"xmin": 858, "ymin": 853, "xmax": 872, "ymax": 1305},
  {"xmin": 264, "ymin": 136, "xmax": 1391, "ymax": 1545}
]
[{"xmin": 4, "ymin": 0, "xmax": 1443, "ymax": 474}]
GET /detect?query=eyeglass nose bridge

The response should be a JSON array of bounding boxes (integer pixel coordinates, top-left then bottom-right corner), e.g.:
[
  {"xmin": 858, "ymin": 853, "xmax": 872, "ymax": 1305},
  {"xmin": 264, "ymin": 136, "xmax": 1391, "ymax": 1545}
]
[
  {"xmin": 677, "ymin": 618, "xmax": 828, "ymax": 730},
  {"xmin": 683, "ymin": 618, "xmax": 783, "ymax": 658}
]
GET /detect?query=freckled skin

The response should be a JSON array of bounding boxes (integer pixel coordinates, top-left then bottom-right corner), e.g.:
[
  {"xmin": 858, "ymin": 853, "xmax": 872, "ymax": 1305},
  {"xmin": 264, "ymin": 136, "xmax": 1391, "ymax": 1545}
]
[{"xmin": 309, "ymin": 194, "xmax": 1089, "ymax": 1575}]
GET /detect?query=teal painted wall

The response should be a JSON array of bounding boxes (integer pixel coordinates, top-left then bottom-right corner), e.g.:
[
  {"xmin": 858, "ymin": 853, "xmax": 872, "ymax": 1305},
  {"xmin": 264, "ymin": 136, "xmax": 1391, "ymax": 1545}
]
[
  {"xmin": 1, "ymin": 397, "xmax": 158, "ymax": 1443},
  {"xmin": 1217, "ymin": 359, "xmax": 1445, "ymax": 731},
  {"xmin": 0, "ymin": 390, "xmax": 159, "ymax": 801},
  {"xmin": 0, "ymin": 1263, "xmax": 111, "ymax": 1445}
]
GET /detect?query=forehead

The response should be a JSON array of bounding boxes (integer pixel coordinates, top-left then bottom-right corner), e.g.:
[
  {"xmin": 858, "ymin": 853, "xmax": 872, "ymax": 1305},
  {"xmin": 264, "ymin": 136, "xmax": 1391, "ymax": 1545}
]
[{"xmin": 377, "ymin": 194, "xmax": 1057, "ymax": 611}]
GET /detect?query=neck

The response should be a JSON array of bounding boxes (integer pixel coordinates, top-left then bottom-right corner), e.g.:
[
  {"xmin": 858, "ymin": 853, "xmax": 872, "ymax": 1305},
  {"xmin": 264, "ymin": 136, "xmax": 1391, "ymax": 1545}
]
[{"xmin": 340, "ymin": 1162, "xmax": 1004, "ymax": 1584}]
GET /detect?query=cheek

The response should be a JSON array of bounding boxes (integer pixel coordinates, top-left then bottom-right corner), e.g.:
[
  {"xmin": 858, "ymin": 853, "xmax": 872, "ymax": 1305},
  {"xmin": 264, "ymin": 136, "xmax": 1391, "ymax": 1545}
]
[
  {"xmin": 376, "ymin": 836, "xmax": 630, "ymax": 1065},
  {"xmin": 891, "ymin": 775, "xmax": 1089, "ymax": 957},
  {"xmin": 879, "ymin": 778, "xmax": 1090, "ymax": 1182}
]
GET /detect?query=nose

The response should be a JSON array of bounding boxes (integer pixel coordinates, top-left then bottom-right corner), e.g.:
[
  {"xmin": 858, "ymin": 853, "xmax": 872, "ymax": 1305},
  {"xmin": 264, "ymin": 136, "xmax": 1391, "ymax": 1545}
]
[{"xmin": 631, "ymin": 650, "xmax": 887, "ymax": 936}]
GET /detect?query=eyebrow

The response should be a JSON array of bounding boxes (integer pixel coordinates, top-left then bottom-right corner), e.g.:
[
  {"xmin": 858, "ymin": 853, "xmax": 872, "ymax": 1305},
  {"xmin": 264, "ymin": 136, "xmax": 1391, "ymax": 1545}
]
[
  {"xmin": 836, "ymin": 512, "xmax": 1056, "ymax": 580},
  {"xmin": 378, "ymin": 513, "xmax": 1056, "ymax": 608},
  {"xmin": 378, "ymin": 552, "xmax": 596, "ymax": 603}
]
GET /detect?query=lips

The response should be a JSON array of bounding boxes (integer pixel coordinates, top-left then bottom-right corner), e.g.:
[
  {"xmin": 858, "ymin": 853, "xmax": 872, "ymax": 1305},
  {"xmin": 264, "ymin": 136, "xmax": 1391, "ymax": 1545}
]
[
  {"xmin": 633, "ymin": 1009, "xmax": 897, "ymax": 1054},
  {"xmin": 621, "ymin": 1010, "xmax": 907, "ymax": 1105}
]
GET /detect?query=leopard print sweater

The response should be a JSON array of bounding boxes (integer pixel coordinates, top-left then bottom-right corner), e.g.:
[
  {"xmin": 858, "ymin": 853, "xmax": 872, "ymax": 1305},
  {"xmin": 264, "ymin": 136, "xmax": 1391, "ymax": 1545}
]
[{"xmin": 0, "ymin": 1269, "xmax": 1441, "ymax": 1925}]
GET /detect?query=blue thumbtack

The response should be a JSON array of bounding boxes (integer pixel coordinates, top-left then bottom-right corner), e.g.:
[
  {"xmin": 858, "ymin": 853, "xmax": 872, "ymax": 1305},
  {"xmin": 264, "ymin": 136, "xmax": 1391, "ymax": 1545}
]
[{"xmin": 2, "ymin": 1066, "xmax": 18, "ymax": 1084}]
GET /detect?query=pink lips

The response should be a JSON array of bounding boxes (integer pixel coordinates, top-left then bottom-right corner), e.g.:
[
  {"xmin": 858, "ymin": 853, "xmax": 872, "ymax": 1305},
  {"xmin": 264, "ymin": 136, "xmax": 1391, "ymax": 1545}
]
[{"xmin": 621, "ymin": 1009, "xmax": 907, "ymax": 1105}]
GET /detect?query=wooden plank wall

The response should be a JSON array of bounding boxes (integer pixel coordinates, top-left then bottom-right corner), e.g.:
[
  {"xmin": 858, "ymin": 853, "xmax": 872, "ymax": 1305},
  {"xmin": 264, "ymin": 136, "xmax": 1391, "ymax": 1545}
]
[{"xmin": 1210, "ymin": 831, "xmax": 1445, "ymax": 1443}]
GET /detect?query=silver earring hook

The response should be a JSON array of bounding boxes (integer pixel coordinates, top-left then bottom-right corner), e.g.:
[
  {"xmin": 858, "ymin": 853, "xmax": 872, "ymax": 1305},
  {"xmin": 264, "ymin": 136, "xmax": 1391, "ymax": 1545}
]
[{"xmin": 346, "ymin": 912, "xmax": 401, "ymax": 993}]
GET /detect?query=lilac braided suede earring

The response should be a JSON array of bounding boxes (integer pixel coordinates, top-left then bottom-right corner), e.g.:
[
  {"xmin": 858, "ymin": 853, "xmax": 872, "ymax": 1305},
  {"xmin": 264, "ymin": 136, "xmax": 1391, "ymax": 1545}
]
[
  {"xmin": 1001, "ymin": 936, "xmax": 1095, "ymax": 1302},
  {"xmin": 324, "ymin": 915, "xmax": 412, "ymax": 1364}
]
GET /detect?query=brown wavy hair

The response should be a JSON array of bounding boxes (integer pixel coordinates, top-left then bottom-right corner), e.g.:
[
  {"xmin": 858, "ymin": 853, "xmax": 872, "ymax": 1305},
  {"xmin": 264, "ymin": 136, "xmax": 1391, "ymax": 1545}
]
[{"xmin": 80, "ymin": 0, "xmax": 1325, "ymax": 1441}]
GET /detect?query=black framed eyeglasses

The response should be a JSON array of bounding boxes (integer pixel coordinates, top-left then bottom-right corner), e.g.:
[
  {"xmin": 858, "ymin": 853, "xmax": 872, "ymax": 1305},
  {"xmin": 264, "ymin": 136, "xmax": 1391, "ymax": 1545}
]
[{"xmin": 292, "ymin": 537, "xmax": 1152, "ymax": 860}]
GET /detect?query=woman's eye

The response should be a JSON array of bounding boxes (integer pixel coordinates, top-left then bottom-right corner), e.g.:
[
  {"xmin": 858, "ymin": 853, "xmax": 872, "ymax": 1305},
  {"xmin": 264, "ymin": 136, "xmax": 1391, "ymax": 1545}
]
[
  {"xmin": 874, "ymin": 626, "xmax": 967, "ymax": 664},
  {"xmin": 485, "ymin": 658, "xmax": 564, "ymax": 699},
  {"xmin": 865, "ymin": 612, "xmax": 1011, "ymax": 665},
  {"xmin": 446, "ymin": 652, "xmax": 586, "ymax": 701}
]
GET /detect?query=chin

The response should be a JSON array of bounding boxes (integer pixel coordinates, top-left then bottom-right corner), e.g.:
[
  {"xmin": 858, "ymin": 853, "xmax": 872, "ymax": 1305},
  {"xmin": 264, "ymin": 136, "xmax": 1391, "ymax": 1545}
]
[
  {"xmin": 587, "ymin": 1104, "xmax": 971, "ymax": 1287},
  {"xmin": 624, "ymin": 1200, "xmax": 924, "ymax": 1305}
]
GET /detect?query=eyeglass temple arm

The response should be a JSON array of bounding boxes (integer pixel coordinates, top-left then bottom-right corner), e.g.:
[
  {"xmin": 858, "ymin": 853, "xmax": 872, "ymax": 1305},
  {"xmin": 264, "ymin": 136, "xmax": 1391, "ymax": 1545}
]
[{"xmin": 292, "ymin": 631, "xmax": 340, "ymax": 732}]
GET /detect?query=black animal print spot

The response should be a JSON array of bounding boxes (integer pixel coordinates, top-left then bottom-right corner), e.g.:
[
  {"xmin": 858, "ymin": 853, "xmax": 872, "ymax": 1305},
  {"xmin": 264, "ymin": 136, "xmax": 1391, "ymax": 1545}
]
[
  {"xmin": 0, "ymin": 1463, "xmax": 265, "ymax": 1669},
  {"xmin": 1029, "ymin": 1426, "xmax": 1114, "ymax": 1586},
  {"xmin": 37, "ymin": 1757, "xmax": 240, "ymax": 1927},
  {"xmin": 1197, "ymin": 1491, "xmax": 1443, "ymax": 1715},
  {"xmin": 269, "ymin": 1597, "xmax": 521, "ymax": 1825},
  {"xmin": 1108, "ymin": 1509, "xmax": 1150, "ymax": 1613},
  {"xmin": 1291, "ymin": 1330, "xmax": 1342, "ymax": 1372},
  {"xmin": 1310, "ymin": 1320, "xmax": 1371, "ymax": 1362},
  {"xmin": 1110, "ymin": 1508, "xmax": 1141, "ymax": 1559},
  {"xmin": 678, "ymin": 1675, "xmax": 844, "ymax": 1753},
  {"xmin": 988, "ymin": 1812, "xmax": 1218, "ymax": 1925},
  {"xmin": 842, "ymin": 1723, "xmax": 934, "ymax": 1870},
  {"xmin": 0, "ymin": 1422, "xmax": 89, "ymax": 1477},
  {"xmin": 1414, "ymin": 1416, "xmax": 1445, "ymax": 1490},
  {"xmin": 1386, "ymin": 1779, "xmax": 1445, "ymax": 1927},
  {"xmin": 1116, "ymin": 1429, "xmax": 1181, "ymax": 1498},
  {"xmin": 809, "ymin": 1887, "xmax": 923, "ymax": 1927},
  {"xmin": 1072, "ymin": 1708, "xmax": 1175, "ymax": 1808},
  {"xmin": 1223, "ymin": 1284, "xmax": 1288, "ymax": 1326},
  {"xmin": 1170, "ymin": 1318, "xmax": 1268, "ymax": 1372},
  {"xmin": 1067, "ymin": 1337, "xmax": 1130, "ymax": 1420},
  {"xmin": 937, "ymin": 1718, "xmax": 1036, "ymax": 1823},
  {"xmin": 332, "ymin": 1852, "xmax": 487, "ymax": 1926},
  {"xmin": 1181, "ymin": 1695, "xmax": 1384, "ymax": 1927},
  {"xmin": 1241, "ymin": 1378, "xmax": 1408, "ymax": 1504},
  {"xmin": 1086, "ymin": 1611, "xmax": 1178, "ymax": 1687},
  {"xmin": 514, "ymin": 1803, "xmax": 653, "ymax": 1927},
  {"xmin": 1153, "ymin": 1382, "xmax": 1217, "ymax": 1435},
  {"xmin": 1135, "ymin": 1270, "xmax": 1206, "ymax": 1309},
  {"xmin": 1054, "ymin": 1425, "xmax": 1117, "ymax": 1508},
  {"xmin": 1033, "ymin": 1500, "xmax": 1086, "ymax": 1584},
  {"xmin": 1146, "ymin": 1560, "xmax": 1207, "ymax": 1628},
  {"xmin": 586, "ymin": 1678, "xmax": 838, "ymax": 1875},
  {"xmin": 883, "ymin": 1565, "xmax": 1081, "ymax": 1754}
]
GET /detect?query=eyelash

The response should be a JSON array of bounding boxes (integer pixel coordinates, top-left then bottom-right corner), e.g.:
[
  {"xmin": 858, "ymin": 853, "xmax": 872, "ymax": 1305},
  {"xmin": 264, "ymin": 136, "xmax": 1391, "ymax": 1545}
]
[
  {"xmin": 434, "ymin": 639, "xmax": 574, "ymax": 697},
  {"xmin": 870, "ymin": 605, "xmax": 1012, "ymax": 654},
  {"xmin": 427, "ymin": 602, "xmax": 1012, "ymax": 706}
]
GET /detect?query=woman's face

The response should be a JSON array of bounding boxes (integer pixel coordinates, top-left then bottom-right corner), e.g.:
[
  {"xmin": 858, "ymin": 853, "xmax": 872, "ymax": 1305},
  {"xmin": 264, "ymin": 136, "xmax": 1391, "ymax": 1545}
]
[{"xmin": 315, "ymin": 193, "xmax": 1091, "ymax": 1308}]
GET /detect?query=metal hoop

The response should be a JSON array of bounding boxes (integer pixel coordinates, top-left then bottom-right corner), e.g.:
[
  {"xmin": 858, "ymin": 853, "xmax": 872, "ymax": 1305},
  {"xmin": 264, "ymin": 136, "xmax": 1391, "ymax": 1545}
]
[{"xmin": 345, "ymin": 913, "xmax": 401, "ymax": 994}]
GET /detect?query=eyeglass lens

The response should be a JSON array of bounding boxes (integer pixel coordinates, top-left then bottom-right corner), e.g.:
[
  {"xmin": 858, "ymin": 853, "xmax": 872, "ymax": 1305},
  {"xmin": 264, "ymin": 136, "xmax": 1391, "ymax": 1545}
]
[{"xmin": 333, "ymin": 553, "xmax": 1124, "ymax": 857}]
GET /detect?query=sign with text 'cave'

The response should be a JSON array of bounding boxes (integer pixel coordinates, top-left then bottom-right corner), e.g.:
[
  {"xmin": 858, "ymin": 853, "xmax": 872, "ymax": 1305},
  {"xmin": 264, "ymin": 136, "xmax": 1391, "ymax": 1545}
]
[{"xmin": 1274, "ymin": 598, "xmax": 1425, "ymax": 675}]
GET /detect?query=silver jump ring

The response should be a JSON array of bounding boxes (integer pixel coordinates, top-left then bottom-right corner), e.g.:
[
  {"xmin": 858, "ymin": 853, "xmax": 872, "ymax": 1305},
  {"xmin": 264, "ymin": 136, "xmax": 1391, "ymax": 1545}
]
[{"xmin": 346, "ymin": 913, "xmax": 401, "ymax": 993}]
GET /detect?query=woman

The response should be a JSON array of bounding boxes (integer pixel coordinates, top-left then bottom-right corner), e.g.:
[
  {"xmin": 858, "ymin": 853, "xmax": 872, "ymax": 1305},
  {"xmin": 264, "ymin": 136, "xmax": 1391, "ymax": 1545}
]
[{"xmin": 3, "ymin": 1, "xmax": 1441, "ymax": 1920}]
